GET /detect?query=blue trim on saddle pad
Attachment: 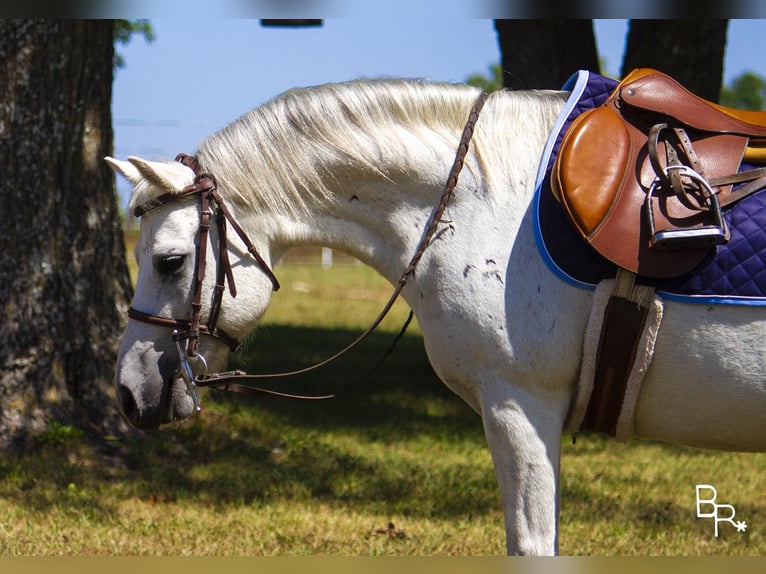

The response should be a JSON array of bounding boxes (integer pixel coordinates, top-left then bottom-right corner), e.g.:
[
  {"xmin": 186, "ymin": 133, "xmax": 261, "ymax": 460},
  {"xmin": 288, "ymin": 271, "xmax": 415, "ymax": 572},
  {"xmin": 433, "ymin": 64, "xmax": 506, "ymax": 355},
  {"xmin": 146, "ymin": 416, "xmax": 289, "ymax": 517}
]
[{"xmin": 533, "ymin": 70, "xmax": 766, "ymax": 306}]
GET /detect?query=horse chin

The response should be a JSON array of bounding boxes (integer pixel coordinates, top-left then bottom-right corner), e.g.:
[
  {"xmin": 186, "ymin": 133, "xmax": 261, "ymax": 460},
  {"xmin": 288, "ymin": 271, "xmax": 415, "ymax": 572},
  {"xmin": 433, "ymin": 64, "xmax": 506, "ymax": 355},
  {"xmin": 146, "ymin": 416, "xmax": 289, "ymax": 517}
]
[{"xmin": 161, "ymin": 377, "xmax": 197, "ymax": 424}]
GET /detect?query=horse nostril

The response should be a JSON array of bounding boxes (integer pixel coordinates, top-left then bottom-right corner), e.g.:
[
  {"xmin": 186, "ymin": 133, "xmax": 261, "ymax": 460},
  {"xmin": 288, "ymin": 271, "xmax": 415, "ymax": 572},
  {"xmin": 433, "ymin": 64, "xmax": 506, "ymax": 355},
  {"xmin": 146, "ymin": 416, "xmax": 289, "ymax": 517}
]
[{"xmin": 117, "ymin": 385, "xmax": 139, "ymax": 425}]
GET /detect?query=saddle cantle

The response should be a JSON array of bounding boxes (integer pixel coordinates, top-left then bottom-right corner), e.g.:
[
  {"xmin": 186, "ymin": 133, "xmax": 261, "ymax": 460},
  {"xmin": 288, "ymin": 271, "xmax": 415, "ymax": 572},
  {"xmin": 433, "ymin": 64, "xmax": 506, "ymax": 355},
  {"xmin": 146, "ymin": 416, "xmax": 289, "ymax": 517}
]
[{"xmin": 551, "ymin": 68, "xmax": 766, "ymax": 278}]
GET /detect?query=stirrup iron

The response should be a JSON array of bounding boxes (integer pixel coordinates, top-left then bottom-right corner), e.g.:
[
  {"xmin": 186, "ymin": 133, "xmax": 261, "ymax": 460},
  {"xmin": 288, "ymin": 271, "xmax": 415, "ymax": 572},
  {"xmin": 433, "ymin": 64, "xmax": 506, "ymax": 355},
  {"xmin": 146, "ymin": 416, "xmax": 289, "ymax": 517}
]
[{"xmin": 645, "ymin": 166, "xmax": 729, "ymax": 250}]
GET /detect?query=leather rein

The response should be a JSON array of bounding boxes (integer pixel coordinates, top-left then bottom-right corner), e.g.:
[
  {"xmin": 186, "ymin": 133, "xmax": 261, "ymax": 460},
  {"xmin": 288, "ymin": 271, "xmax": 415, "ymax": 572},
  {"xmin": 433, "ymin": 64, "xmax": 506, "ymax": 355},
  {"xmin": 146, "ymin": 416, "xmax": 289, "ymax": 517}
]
[{"xmin": 128, "ymin": 91, "xmax": 488, "ymax": 411}]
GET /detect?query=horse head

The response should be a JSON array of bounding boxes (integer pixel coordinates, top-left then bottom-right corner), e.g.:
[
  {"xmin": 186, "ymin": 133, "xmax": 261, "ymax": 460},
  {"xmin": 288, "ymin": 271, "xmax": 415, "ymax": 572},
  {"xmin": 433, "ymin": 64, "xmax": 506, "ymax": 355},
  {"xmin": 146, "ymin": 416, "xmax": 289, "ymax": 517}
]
[{"xmin": 106, "ymin": 156, "xmax": 276, "ymax": 429}]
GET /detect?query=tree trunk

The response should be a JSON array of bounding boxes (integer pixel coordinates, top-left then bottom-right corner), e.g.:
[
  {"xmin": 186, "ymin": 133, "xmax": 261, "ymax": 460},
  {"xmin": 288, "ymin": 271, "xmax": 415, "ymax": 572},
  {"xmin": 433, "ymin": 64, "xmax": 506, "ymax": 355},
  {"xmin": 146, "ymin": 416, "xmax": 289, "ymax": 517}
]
[
  {"xmin": 622, "ymin": 20, "xmax": 728, "ymax": 102},
  {"xmin": 494, "ymin": 20, "xmax": 600, "ymax": 90},
  {"xmin": 0, "ymin": 20, "xmax": 133, "ymax": 452}
]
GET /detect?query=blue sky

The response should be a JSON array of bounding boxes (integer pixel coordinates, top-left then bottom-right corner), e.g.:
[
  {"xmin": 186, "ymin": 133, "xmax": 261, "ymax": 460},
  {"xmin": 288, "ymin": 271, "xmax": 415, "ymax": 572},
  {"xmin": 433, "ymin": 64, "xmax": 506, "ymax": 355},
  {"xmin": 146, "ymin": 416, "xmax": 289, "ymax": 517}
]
[{"xmin": 112, "ymin": 18, "xmax": 766, "ymax": 208}]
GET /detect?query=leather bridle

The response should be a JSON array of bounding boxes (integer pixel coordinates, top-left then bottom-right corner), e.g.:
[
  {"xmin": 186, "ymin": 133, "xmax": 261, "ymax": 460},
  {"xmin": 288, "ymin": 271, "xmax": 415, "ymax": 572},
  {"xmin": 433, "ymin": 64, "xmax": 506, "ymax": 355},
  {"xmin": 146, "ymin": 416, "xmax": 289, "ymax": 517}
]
[
  {"xmin": 129, "ymin": 153, "xmax": 280, "ymax": 357},
  {"xmin": 126, "ymin": 91, "xmax": 488, "ymax": 412}
]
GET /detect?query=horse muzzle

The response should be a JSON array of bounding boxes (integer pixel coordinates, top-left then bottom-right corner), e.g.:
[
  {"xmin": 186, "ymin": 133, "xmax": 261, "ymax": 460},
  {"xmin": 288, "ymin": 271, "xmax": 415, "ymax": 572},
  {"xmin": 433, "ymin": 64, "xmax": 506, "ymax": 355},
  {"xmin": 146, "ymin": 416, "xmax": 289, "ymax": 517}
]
[{"xmin": 114, "ymin": 338, "xmax": 201, "ymax": 430}]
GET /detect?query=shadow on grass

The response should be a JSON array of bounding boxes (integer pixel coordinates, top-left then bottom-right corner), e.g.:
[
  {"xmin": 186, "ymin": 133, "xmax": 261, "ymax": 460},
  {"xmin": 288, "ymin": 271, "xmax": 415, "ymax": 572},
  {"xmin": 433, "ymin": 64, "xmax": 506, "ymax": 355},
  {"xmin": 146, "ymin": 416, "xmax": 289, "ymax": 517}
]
[
  {"xmin": 1, "ymin": 323, "xmax": 498, "ymax": 522},
  {"xmin": 219, "ymin": 323, "xmax": 483, "ymax": 438}
]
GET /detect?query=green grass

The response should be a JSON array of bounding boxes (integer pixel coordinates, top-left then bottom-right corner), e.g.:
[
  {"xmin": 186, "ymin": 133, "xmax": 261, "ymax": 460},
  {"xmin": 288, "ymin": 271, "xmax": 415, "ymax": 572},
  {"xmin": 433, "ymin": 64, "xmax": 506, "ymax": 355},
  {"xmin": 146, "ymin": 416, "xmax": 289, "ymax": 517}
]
[{"xmin": 1, "ymin": 257, "xmax": 765, "ymax": 555}]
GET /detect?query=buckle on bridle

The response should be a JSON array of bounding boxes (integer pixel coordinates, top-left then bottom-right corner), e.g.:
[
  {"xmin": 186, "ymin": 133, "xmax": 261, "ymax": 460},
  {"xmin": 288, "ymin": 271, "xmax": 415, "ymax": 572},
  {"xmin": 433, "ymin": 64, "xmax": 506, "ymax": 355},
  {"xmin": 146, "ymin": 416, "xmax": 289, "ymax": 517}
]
[{"xmin": 173, "ymin": 329, "xmax": 207, "ymax": 412}]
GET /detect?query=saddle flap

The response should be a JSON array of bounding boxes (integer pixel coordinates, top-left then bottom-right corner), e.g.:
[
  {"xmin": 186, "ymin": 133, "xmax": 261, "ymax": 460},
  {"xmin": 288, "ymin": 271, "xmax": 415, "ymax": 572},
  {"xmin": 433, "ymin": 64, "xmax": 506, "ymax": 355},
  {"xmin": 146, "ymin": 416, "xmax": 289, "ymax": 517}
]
[{"xmin": 552, "ymin": 105, "xmax": 632, "ymax": 237}]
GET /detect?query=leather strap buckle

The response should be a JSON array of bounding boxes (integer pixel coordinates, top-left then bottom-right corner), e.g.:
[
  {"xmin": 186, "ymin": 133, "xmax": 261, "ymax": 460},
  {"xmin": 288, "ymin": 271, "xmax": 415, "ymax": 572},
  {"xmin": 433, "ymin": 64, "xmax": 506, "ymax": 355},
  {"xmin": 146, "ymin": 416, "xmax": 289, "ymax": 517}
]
[{"xmin": 645, "ymin": 165, "xmax": 729, "ymax": 250}]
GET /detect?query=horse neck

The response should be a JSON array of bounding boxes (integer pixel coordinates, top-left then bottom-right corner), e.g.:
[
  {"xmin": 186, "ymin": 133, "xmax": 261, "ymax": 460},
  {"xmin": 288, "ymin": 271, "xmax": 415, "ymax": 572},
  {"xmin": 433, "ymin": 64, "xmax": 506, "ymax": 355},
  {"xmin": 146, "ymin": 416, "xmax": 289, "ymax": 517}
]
[
  {"xmin": 206, "ymin": 87, "xmax": 565, "ymax": 292},
  {"xmin": 232, "ymin": 128, "xmax": 480, "ymax": 285},
  {"xmin": 262, "ymin": 152, "xmax": 456, "ymax": 285}
]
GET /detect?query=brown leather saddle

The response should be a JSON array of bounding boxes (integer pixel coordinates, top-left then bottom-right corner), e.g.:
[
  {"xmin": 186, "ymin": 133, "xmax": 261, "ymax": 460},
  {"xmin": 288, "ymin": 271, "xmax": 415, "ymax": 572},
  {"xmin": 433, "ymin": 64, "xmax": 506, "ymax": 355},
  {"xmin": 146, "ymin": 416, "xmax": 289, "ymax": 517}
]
[
  {"xmin": 552, "ymin": 68, "xmax": 766, "ymax": 278},
  {"xmin": 554, "ymin": 69, "xmax": 766, "ymax": 438}
]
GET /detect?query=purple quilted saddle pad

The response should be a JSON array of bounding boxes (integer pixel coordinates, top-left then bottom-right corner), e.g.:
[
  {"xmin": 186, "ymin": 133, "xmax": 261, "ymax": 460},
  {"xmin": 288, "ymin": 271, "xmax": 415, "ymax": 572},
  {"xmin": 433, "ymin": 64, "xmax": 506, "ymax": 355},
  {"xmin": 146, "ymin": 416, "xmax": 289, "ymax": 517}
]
[{"xmin": 533, "ymin": 70, "xmax": 766, "ymax": 306}]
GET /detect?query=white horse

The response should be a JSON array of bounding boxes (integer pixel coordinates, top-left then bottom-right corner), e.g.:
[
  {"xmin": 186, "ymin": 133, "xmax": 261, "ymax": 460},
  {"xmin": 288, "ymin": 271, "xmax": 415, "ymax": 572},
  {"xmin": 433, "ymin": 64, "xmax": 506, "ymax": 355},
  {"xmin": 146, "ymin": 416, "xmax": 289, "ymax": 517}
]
[{"xmin": 107, "ymin": 78, "xmax": 766, "ymax": 555}]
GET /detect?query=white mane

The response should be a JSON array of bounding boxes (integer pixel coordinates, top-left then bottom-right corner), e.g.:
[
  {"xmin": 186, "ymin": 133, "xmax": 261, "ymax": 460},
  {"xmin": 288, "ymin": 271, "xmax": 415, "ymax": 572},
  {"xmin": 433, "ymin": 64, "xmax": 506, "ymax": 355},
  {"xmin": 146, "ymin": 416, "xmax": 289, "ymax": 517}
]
[{"xmin": 130, "ymin": 79, "xmax": 567, "ymax": 217}]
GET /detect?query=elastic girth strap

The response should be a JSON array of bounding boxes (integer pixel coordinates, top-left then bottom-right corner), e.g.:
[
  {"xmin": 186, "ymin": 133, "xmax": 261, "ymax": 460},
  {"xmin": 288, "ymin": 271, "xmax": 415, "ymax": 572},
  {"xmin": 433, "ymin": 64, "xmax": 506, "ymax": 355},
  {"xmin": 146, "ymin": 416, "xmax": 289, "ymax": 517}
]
[{"xmin": 579, "ymin": 270, "xmax": 656, "ymax": 436}]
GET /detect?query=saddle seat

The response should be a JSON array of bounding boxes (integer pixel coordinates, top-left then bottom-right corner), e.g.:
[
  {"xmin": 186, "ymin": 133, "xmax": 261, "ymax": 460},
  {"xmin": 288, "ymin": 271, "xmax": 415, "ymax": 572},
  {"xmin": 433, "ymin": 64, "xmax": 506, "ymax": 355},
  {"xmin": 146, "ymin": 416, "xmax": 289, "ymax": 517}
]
[{"xmin": 552, "ymin": 68, "xmax": 766, "ymax": 278}]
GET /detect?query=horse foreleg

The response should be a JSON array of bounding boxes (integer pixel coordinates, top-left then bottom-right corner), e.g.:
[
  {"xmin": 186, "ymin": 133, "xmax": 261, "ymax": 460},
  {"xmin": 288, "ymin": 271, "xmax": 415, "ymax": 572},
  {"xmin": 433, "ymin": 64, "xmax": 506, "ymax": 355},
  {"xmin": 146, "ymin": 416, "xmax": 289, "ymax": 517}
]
[{"xmin": 479, "ymin": 384, "xmax": 566, "ymax": 556}]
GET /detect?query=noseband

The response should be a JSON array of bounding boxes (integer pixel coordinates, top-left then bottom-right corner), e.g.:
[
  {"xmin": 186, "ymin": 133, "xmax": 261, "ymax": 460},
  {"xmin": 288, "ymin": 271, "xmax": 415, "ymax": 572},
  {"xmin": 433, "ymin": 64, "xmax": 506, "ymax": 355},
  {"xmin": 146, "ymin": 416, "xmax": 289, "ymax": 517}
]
[{"xmin": 127, "ymin": 92, "xmax": 488, "ymax": 412}]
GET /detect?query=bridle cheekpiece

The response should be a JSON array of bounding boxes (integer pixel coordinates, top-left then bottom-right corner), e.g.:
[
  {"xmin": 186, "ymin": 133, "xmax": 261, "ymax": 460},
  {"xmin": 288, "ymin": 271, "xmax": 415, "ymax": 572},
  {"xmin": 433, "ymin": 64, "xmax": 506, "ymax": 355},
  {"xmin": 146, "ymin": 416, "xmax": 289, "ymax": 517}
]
[{"xmin": 128, "ymin": 153, "xmax": 280, "ymax": 410}]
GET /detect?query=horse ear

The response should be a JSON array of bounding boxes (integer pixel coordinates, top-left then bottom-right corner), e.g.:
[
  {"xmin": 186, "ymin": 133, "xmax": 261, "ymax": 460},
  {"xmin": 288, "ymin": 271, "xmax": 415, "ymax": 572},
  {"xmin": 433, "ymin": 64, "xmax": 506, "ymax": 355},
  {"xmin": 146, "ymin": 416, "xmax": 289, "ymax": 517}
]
[
  {"xmin": 104, "ymin": 156, "xmax": 144, "ymax": 186},
  {"xmin": 126, "ymin": 156, "xmax": 190, "ymax": 194}
]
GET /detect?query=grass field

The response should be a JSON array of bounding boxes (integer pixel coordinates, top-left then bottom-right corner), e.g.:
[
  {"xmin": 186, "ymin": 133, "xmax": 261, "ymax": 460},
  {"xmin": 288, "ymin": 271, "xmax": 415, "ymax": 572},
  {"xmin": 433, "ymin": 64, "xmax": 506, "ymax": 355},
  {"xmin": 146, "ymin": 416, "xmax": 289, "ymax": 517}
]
[{"xmin": 1, "ymin": 249, "xmax": 764, "ymax": 555}]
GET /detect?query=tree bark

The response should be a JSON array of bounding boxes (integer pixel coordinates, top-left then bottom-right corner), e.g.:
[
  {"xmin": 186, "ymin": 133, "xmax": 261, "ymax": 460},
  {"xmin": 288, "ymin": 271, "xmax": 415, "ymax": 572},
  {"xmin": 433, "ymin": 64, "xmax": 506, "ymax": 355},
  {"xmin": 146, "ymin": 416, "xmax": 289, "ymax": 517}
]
[
  {"xmin": 494, "ymin": 20, "xmax": 600, "ymax": 90},
  {"xmin": 622, "ymin": 20, "xmax": 728, "ymax": 102},
  {"xmin": 0, "ymin": 20, "xmax": 133, "ymax": 452}
]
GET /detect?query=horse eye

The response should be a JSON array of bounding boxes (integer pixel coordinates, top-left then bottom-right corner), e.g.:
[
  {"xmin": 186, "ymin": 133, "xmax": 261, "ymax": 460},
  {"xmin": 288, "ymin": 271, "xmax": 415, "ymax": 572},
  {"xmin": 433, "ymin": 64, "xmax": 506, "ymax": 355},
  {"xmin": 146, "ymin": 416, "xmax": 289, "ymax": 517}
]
[{"xmin": 156, "ymin": 254, "xmax": 186, "ymax": 275}]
